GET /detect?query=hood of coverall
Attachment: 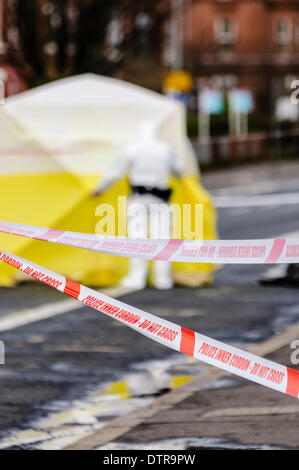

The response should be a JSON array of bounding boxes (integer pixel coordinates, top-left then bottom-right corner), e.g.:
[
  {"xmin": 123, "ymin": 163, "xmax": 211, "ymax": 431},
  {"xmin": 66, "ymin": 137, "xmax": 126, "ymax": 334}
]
[{"xmin": 139, "ymin": 121, "xmax": 160, "ymax": 141}]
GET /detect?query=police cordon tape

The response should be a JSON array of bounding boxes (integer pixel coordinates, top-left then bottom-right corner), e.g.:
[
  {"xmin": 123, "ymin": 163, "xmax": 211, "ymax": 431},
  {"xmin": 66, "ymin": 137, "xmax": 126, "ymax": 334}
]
[
  {"xmin": 1, "ymin": 221, "xmax": 299, "ymax": 264},
  {"xmin": 1, "ymin": 247, "xmax": 299, "ymax": 399}
]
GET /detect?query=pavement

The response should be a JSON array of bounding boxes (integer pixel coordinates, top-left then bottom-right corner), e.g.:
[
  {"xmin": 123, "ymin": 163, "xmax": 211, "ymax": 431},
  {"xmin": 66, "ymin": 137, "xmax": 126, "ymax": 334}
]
[
  {"xmin": 0, "ymin": 160, "xmax": 299, "ymax": 450},
  {"xmin": 67, "ymin": 331, "xmax": 299, "ymax": 450}
]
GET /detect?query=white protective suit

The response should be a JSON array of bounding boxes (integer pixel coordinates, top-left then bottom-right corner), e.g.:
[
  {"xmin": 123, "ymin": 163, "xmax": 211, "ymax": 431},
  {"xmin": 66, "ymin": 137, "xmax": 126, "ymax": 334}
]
[{"xmin": 94, "ymin": 122, "xmax": 183, "ymax": 289}]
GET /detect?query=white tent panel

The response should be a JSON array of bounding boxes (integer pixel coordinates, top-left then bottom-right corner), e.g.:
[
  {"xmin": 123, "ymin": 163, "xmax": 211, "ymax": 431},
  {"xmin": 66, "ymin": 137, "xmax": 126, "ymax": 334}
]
[{"xmin": 1, "ymin": 74, "xmax": 198, "ymax": 176}]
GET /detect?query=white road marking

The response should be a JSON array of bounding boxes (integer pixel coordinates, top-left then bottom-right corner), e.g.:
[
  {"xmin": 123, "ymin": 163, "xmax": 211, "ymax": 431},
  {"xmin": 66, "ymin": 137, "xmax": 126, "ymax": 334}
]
[
  {"xmin": 97, "ymin": 437, "xmax": 282, "ymax": 451},
  {"xmin": 212, "ymin": 177, "xmax": 299, "ymax": 197},
  {"xmin": 214, "ymin": 192, "xmax": 299, "ymax": 208},
  {"xmin": 0, "ymin": 425, "xmax": 103, "ymax": 450},
  {"xmin": 0, "ymin": 286, "xmax": 138, "ymax": 333}
]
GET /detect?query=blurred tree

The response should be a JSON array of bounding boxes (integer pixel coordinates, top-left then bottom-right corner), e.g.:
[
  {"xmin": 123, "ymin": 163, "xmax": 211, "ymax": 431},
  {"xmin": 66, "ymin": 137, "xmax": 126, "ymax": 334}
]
[
  {"xmin": 13, "ymin": 0, "xmax": 167, "ymax": 86},
  {"xmin": 0, "ymin": 0, "xmax": 32, "ymax": 96},
  {"xmin": 16, "ymin": 0, "xmax": 118, "ymax": 83}
]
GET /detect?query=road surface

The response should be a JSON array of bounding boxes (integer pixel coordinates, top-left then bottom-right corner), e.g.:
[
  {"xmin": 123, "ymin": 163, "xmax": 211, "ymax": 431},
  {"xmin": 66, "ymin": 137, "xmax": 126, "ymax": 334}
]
[{"xmin": 0, "ymin": 161, "xmax": 299, "ymax": 449}]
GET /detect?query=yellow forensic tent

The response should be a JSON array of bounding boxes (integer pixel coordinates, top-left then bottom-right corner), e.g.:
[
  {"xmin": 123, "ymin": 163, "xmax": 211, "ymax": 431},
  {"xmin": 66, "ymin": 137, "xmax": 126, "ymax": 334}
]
[{"xmin": 0, "ymin": 73, "xmax": 218, "ymax": 287}]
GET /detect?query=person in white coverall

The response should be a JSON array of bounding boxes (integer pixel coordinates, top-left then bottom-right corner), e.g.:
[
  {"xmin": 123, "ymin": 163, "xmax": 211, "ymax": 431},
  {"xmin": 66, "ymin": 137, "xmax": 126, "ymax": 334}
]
[{"xmin": 91, "ymin": 122, "xmax": 183, "ymax": 290}]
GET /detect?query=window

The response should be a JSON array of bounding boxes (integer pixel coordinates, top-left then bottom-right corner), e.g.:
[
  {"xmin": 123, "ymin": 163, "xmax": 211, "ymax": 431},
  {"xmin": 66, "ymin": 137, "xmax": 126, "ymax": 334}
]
[
  {"xmin": 214, "ymin": 17, "xmax": 237, "ymax": 45},
  {"xmin": 275, "ymin": 18, "xmax": 292, "ymax": 46},
  {"xmin": 294, "ymin": 19, "xmax": 299, "ymax": 45}
]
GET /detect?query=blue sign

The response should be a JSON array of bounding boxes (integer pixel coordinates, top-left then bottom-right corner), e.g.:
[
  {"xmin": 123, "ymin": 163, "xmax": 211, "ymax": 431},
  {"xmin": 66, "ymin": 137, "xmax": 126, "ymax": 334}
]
[
  {"xmin": 166, "ymin": 91, "xmax": 190, "ymax": 106},
  {"xmin": 199, "ymin": 89, "xmax": 224, "ymax": 115},
  {"xmin": 229, "ymin": 89, "xmax": 254, "ymax": 114}
]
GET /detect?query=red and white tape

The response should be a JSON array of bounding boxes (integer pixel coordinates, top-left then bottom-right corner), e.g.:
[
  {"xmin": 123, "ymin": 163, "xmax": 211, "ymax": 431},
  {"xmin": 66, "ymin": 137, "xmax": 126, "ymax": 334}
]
[
  {"xmin": 0, "ymin": 221, "xmax": 299, "ymax": 264},
  {"xmin": 0, "ymin": 248, "xmax": 299, "ymax": 399}
]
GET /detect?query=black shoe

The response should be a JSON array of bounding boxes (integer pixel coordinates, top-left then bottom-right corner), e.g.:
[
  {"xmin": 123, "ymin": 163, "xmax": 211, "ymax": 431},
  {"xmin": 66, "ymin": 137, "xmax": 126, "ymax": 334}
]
[
  {"xmin": 259, "ymin": 264, "xmax": 299, "ymax": 287},
  {"xmin": 259, "ymin": 276, "xmax": 288, "ymax": 286}
]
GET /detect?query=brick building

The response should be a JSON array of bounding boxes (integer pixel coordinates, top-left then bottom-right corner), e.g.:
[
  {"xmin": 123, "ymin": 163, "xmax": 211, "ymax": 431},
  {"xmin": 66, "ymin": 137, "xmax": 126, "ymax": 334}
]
[{"xmin": 177, "ymin": 0, "xmax": 299, "ymax": 116}]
